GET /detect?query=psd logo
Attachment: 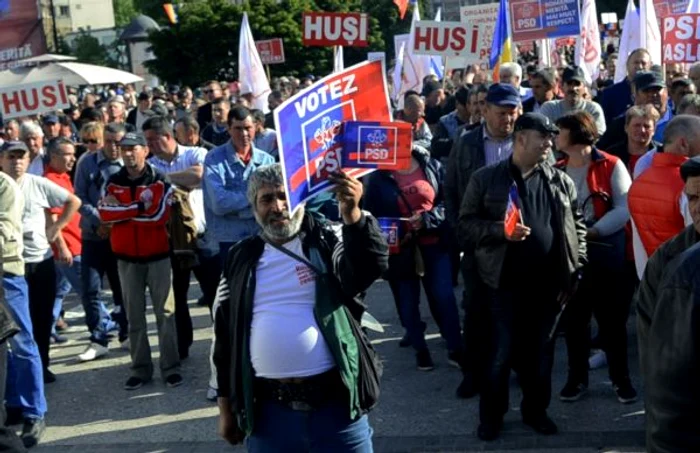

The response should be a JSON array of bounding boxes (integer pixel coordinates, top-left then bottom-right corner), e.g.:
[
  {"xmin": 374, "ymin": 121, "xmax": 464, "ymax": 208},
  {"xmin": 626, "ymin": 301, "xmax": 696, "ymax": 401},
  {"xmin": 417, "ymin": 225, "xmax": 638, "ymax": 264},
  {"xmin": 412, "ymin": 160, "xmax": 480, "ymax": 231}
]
[
  {"xmin": 511, "ymin": 0, "xmax": 543, "ymax": 32},
  {"xmin": 358, "ymin": 126, "xmax": 397, "ymax": 165},
  {"xmin": 377, "ymin": 217, "xmax": 401, "ymax": 253},
  {"xmin": 301, "ymin": 102, "xmax": 356, "ymax": 189}
]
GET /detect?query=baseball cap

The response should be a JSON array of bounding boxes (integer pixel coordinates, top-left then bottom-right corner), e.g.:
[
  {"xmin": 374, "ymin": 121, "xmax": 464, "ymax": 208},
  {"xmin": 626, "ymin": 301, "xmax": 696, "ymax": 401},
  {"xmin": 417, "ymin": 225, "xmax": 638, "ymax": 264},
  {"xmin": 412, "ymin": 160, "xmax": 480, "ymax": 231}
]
[
  {"xmin": 0, "ymin": 141, "xmax": 29, "ymax": 154},
  {"xmin": 485, "ymin": 83, "xmax": 521, "ymax": 107},
  {"xmin": 42, "ymin": 114, "xmax": 59, "ymax": 124},
  {"xmin": 514, "ymin": 113, "xmax": 560, "ymax": 135},
  {"xmin": 634, "ymin": 71, "xmax": 665, "ymax": 91},
  {"xmin": 562, "ymin": 66, "xmax": 587, "ymax": 84},
  {"xmin": 117, "ymin": 132, "xmax": 146, "ymax": 147}
]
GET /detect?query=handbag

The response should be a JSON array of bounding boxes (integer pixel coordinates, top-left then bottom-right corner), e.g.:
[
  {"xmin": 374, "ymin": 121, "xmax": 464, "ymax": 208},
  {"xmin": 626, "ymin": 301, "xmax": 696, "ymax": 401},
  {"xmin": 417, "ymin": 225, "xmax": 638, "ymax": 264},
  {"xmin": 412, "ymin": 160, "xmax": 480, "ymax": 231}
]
[{"xmin": 260, "ymin": 236, "xmax": 383, "ymax": 412}]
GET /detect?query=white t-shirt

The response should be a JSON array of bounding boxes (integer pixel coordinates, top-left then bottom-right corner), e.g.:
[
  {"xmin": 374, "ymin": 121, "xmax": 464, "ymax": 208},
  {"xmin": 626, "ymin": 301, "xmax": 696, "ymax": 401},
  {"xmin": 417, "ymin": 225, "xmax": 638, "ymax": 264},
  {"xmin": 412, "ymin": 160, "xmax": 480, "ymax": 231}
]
[
  {"xmin": 18, "ymin": 174, "xmax": 70, "ymax": 263},
  {"xmin": 249, "ymin": 237, "xmax": 335, "ymax": 379}
]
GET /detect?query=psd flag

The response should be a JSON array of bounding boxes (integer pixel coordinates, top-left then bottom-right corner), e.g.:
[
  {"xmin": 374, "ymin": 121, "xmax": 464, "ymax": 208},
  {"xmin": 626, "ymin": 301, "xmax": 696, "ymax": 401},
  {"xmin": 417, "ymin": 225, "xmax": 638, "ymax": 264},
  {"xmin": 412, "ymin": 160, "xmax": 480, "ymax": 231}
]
[
  {"xmin": 343, "ymin": 121, "xmax": 413, "ymax": 171},
  {"xmin": 239, "ymin": 12, "xmax": 272, "ymax": 113},
  {"xmin": 274, "ymin": 60, "xmax": 392, "ymax": 214},
  {"xmin": 490, "ymin": 0, "xmax": 513, "ymax": 83},
  {"xmin": 575, "ymin": 0, "xmax": 601, "ymax": 83},
  {"xmin": 504, "ymin": 182, "xmax": 522, "ymax": 236},
  {"xmin": 615, "ymin": 0, "xmax": 640, "ymax": 83}
]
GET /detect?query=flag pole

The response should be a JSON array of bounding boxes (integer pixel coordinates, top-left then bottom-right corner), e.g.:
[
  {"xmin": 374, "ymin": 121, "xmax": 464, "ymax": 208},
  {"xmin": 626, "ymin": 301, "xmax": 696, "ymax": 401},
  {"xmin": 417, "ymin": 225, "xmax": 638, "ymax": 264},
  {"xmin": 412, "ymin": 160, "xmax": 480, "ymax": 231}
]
[{"xmin": 266, "ymin": 64, "xmax": 271, "ymax": 81}]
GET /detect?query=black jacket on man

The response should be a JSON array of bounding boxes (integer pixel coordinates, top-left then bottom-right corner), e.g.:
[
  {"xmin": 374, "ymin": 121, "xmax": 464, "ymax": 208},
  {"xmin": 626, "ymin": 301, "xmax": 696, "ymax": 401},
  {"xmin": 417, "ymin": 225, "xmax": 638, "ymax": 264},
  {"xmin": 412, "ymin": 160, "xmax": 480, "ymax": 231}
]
[
  {"xmin": 445, "ymin": 124, "xmax": 488, "ymax": 228},
  {"xmin": 642, "ymin": 239, "xmax": 700, "ymax": 453},
  {"xmin": 213, "ymin": 213, "xmax": 388, "ymax": 433},
  {"xmin": 458, "ymin": 158, "xmax": 587, "ymax": 291}
]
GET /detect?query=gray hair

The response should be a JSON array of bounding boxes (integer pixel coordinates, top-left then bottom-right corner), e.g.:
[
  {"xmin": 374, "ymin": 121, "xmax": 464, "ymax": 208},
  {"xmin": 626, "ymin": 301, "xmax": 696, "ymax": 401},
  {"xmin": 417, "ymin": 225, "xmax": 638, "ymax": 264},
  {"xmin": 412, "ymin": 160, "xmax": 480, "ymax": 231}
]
[
  {"xmin": 47, "ymin": 137, "xmax": 75, "ymax": 157},
  {"xmin": 499, "ymin": 62, "xmax": 522, "ymax": 80},
  {"xmin": 678, "ymin": 94, "xmax": 700, "ymax": 115},
  {"xmin": 20, "ymin": 121, "xmax": 43, "ymax": 140},
  {"xmin": 663, "ymin": 114, "xmax": 700, "ymax": 146},
  {"xmin": 247, "ymin": 163, "xmax": 284, "ymax": 207}
]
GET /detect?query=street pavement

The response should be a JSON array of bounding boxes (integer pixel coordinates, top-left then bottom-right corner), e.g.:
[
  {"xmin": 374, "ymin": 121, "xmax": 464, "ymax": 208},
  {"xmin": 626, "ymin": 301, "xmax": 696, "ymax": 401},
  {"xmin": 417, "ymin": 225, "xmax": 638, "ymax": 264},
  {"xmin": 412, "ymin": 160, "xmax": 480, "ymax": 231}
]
[{"xmin": 32, "ymin": 277, "xmax": 645, "ymax": 453}]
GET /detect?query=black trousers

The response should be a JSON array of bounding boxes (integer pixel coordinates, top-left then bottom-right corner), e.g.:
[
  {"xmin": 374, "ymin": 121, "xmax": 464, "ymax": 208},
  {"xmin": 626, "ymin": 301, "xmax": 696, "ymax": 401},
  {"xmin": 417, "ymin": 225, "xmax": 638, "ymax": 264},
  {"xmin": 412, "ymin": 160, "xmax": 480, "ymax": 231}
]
[
  {"xmin": 171, "ymin": 252, "xmax": 221, "ymax": 358},
  {"xmin": 460, "ymin": 256, "xmax": 489, "ymax": 384},
  {"xmin": 564, "ymin": 263, "xmax": 632, "ymax": 386},
  {"xmin": 479, "ymin": 284, "xmax": 558, "ymax": 425},
  {"xmin": 25, "ymin": 258, "xmax": 57, "ymax": 371}
]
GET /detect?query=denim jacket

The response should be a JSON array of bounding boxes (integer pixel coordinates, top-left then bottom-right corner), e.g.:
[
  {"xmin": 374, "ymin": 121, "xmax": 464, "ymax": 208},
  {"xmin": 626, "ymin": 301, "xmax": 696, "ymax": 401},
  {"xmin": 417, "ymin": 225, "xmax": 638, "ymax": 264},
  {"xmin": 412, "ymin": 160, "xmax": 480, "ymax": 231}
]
[
  {"xmin": 201, "ymin": 141, "xmax": 274, "ymax": 243},
  {"xmin": 73, "ymin": 151, "xmax": 123, "ymax": 241}
]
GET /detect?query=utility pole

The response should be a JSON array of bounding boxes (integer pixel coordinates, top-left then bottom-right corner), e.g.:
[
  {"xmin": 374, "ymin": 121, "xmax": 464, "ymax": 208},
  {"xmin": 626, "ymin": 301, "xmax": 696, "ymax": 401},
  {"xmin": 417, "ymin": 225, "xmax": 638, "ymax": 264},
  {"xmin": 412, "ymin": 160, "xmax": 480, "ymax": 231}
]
[{"xmin": 48, "ymin": 0, "xmax": 60, "ymax": 52}]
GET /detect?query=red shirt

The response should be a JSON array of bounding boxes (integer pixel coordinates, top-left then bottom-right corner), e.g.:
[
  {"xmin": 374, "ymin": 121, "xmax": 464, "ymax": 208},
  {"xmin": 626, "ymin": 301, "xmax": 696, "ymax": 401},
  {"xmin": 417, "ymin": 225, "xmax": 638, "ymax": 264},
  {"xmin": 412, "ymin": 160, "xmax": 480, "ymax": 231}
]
[
  {"xmin": 392, "ymin": 166, "xmax": 439, "ymax": 245},
  {"xmin": 44, "ymin": 167, "xmax": 82, "ymax": 257}
]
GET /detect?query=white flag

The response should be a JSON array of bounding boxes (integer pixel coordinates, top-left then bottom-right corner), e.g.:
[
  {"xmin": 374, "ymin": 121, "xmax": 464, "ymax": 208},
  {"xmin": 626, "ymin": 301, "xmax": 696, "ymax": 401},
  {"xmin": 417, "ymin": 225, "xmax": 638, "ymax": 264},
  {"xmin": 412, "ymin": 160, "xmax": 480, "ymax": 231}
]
[
  {"xmin": 397, "ymin": 5, "xmax": 435, "ymax": 101},
  {"xmin": 333, "ymin": 46, "xmax": 344, "ymax": 73},
  {"xmin": 238, "ymin": 12, "xmax": 271, "ymax": 113},
  {"xmin": 392, "ymin": 38, "xmax": 407, "ymax": 102},
  {"xmin": 575, "ymin": 0, "xmax": 601, "ymax": 84},
  {"xmin": 430, "ymin": 8, "xmax": 445, "ymax": 80},
  {"xmin": 615, "ymin": 0, "xmax": 640, "ymax": 83},
  {"xmin": 640, "ymin": 0, "xmax": 662, "ymax": 65},
  {"xmin": 687, "ymin": 0, "xmax": 700, "ymax": 13}
]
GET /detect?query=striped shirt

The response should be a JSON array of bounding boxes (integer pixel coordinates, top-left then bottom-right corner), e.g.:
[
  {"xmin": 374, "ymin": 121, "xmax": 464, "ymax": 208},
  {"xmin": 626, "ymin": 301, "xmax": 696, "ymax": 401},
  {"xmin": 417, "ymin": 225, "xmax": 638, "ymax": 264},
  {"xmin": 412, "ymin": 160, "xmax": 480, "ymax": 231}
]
[{"xmin": 483, "ymin": 128, "xmax": 514, "ymax": 166}]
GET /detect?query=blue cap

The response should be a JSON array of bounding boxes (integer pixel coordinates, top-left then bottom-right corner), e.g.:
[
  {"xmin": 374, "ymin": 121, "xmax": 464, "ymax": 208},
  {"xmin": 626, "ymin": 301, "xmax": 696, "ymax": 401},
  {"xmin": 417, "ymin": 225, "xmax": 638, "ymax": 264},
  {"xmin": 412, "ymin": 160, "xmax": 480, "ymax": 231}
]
[
  {"xmin": 0, "ymin": 141, "xmax": 29, "ymax": 154},
  {"xmin": 42, "ymin": 114, "xmax": 59, "ymax": 124},
  {"xmin": 117, "ymin": 132, "xmax": 146, "ymax": 147},
  {"xmin": 486, "ymin": 83, "xmax": 521, "ymax": 107}
]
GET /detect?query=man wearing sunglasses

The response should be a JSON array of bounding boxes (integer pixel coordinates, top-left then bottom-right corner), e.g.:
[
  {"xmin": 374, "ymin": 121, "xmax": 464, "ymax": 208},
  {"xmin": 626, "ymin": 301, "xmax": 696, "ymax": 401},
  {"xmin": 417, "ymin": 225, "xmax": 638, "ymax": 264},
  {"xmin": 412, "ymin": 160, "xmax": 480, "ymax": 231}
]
[{"xmin": 197, "ymin": 81, "xmax": 223, "ymax": 130}]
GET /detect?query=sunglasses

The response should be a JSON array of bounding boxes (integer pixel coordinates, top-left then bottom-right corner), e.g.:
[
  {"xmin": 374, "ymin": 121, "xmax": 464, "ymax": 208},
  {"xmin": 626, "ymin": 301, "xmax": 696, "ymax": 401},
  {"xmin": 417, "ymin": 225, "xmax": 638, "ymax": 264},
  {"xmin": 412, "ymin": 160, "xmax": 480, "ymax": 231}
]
[
  {"xmin": 203, "ymin": 89, "xmax": 213, "ymax": 94},
  {"xmin": 83, "ymin": 139, "xmax": 99, "ymax": 144}
]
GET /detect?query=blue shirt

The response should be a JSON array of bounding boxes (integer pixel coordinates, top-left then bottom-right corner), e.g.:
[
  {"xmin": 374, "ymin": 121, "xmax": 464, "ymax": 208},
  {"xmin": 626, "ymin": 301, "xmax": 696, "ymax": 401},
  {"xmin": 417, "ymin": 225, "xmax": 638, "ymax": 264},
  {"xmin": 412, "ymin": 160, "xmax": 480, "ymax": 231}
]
[
  {"xmin": 148, "ymin": 144, "xmax": 207, "ymax": 176},
  {"xmin": 483, "ymin": 127, "xmax": 513, "ymax": 166},
  {"xmin": 652, "ymin": 107, "xmax": 673, "ymax": 144},
  {"xmin": 73, "ymin": 150, "xmax": 123, "ymax": 241},
  {"xmin": 202, "ymin": 141, "xmax": 274, "ymax": 243}
]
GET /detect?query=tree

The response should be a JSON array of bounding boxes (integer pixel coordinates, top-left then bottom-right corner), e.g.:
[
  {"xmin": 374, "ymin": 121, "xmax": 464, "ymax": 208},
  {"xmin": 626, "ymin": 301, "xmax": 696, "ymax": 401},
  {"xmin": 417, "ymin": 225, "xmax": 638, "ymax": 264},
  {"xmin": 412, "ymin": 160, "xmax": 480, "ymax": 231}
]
[
  {"xmin": 71, "ymin": 30, "xmax": 111, "ymax": 66},
  {"xmin": 113, "ymin": 0, "xmax": 140, "ymax": 27}
]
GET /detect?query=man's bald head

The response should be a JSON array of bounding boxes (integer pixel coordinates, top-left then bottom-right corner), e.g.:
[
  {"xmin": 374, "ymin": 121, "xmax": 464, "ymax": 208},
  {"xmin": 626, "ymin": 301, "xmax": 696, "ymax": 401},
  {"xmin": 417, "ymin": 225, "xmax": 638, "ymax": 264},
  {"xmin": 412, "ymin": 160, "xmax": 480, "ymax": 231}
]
[{"xmin": 403, "ymin": 94, "xmax": 425, "ymax": 124}]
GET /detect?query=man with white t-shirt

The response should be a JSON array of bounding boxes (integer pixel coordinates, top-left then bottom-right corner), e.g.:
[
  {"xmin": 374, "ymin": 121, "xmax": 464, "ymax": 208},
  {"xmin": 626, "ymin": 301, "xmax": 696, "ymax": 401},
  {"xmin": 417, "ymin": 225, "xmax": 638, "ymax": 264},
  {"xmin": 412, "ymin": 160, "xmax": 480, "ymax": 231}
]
[
  {"xmin": 213, "ymin": 164, "xmax": 388, "ymax": 449},
  {"xmin": 20, "ymin": 122, "xmax": 46, "ymax": 176}
]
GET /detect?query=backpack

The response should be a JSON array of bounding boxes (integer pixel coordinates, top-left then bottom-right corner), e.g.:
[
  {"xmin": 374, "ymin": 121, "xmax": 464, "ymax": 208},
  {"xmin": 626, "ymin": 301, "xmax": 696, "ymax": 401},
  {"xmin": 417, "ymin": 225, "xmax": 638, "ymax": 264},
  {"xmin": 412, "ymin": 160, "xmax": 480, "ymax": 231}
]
[{"xmin": 167, "ymin": 186, "xmax": 199, "ymax": 269}]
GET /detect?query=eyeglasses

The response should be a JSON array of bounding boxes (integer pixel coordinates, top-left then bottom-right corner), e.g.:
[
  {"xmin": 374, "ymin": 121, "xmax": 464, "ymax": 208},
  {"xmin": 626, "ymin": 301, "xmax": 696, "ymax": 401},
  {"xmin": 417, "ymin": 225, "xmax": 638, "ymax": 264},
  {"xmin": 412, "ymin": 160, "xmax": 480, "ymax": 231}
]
[
  {"xmin": 83, "ymin": 139, "xmax": 99, "ymax": 144},
  {"xmin": 203, "ymin": 90, "xmax": 213, "ymax": 94}
]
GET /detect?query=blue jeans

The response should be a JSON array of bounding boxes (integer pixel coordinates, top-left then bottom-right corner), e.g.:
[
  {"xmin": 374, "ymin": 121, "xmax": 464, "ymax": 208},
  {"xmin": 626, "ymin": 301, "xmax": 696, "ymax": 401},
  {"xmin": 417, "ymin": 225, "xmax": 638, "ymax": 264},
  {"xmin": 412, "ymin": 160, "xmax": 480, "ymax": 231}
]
[
  {"xmin": 82, "ymin": 240, "xmax": 125, "ymax": 345},
  {"xmin": 52, "ymin": 256, "xmax": 92, "ymax": 334},
  {"xmin": 393, "ymin": 244, "xmax": 463, "ymax": 353},
  {"xmin": 2, "ymin": 274, "xmax": 46, "ymax": 419},
  {"xmin": 246, "ymin": 400, "xmax": 373, "ymax": 453}
]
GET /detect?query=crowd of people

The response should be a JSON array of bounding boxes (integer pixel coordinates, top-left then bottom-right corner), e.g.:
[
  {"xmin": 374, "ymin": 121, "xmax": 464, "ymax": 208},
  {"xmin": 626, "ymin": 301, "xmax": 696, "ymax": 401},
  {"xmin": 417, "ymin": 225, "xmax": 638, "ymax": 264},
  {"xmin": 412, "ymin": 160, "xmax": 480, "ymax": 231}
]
[{"xmin": 1, "ymin": 45, "xmax": 699, "ymax": 452}]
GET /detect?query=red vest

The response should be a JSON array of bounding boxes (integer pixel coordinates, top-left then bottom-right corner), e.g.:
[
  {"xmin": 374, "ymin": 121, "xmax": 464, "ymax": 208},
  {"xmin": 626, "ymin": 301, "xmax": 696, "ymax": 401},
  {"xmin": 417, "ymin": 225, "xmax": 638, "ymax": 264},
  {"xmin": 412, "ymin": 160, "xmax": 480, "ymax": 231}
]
[
  {"xmin": 628, "ymin": 152, "xmax": 687, "ymax": 257},
  {"xmin": 557, "ymin": 150, "xmax": 619, "ymax": 219}
]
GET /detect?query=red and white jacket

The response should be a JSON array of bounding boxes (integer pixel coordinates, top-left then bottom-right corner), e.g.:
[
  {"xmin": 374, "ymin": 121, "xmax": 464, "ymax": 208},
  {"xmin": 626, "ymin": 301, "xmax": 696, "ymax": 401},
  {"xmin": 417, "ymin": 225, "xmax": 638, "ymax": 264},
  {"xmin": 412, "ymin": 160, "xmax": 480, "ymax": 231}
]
[{"xmin": 98, "ymin": 164, "xmax": 172, "ymax": 262}]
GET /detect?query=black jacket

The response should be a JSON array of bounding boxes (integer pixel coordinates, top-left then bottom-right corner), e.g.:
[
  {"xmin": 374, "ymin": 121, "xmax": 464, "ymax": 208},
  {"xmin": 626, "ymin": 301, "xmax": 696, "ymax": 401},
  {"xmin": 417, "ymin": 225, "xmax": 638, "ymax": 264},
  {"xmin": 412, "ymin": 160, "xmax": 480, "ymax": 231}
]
[
  {"xmin": 642, "ymin": 239, "xmax": 700, "ymax": 453},
  {"xmin": 445, "ymin": 124, "xmax": 487, "ymax": 228},
  {"xmin": 597, "ymin": 112, "xmax": 626, "ymax": 151},
  {"xmin": 213, "ymin": 213, "xmax": 388, "ymax": 432},
  {"xmin": 606, "ymin": 139, "xmax": 659, "ymax": 170},
  {"xmin": 458, "ymin": 158, "xmax": 587, "ymax": 291}
]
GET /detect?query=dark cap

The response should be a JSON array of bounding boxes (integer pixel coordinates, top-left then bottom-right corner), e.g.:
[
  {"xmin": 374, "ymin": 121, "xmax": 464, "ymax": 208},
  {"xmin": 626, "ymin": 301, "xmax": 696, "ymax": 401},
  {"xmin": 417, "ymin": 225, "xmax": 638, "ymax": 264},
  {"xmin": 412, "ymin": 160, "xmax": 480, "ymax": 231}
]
[
  {"xmin": 681, "ymin": 156, "xmax": 700, "ymax": 181},
  {"xmin": 634, "ymin": 71, "xmax": 666, "ymax": 91},
  {"xmin": 563, "ymin": 66, "xmax": 587, "ymax": 84},
  {"xmin": 42, "ymin": 114, "xmax": 59, "ymax": 124},
  {"xmin": 485, "ymin": 83, "xmax": 521, "ymax": 107},
  {"xmin": 137, "ymin": 92, "xmax": 151, "ymax": 101},
  {"xmin": 514, "ymin": 113, "xmax": 560, "ymax": 135},
  {"xmin": 0, "ymin": 140, "xmax": 29, "ymax": 154},
  {"xmin": 421, "ymin": 81, "xmax": 441, "ymax": 97},
  {"xmin": 117, "ymin": 132, "xmax": 146, "ymax": 147}
]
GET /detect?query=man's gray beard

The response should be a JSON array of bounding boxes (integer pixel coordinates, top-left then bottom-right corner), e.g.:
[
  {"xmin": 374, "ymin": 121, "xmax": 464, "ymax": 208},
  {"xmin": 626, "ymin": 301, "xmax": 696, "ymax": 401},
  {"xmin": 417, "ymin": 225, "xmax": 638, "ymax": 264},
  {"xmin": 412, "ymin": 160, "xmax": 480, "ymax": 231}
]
[{"xmin": 257, "ymin": 205, "xmax": 305, "ymax": 243}]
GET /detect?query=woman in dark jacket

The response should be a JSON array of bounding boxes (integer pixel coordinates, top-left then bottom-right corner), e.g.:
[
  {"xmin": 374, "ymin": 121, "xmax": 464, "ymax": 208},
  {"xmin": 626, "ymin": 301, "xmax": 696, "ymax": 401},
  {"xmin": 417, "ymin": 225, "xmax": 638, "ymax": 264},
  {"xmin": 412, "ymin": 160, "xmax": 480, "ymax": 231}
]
[{"xmin": 363, "ymin": 147, "xmax": 463, "ymax": 371}]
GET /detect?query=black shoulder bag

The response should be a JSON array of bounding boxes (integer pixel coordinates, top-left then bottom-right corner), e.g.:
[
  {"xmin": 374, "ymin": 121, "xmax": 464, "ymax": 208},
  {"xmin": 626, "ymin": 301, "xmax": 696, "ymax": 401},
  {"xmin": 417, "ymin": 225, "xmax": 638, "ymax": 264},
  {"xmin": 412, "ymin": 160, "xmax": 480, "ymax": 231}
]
[{"xmin": 261, "ymin": 236, "xmax": 383, "ymax": 412}]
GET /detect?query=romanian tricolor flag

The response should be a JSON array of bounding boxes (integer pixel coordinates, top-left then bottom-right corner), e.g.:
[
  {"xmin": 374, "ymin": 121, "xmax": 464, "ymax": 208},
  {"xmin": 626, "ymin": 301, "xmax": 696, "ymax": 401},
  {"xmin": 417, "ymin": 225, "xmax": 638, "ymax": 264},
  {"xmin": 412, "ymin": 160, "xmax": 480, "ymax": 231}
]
[
  {"xmin": 163, "ymin": 3, "xmax": 178, "ymax": 25},
  {"xmin": 504, "ymin": 182, "xmax": 522, "ymax": 237},
  {"xmin": 489, "ymin": 0, "xmax": 513, "ymax": 83}
]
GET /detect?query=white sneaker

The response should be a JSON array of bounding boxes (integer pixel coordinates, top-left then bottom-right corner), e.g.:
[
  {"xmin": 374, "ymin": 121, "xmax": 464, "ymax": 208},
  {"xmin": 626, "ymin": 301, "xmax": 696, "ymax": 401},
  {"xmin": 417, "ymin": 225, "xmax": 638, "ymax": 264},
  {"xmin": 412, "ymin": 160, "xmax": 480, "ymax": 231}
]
[{"xmin": 78, "ymin": 343, "xmax": 109, "ymax": 362}]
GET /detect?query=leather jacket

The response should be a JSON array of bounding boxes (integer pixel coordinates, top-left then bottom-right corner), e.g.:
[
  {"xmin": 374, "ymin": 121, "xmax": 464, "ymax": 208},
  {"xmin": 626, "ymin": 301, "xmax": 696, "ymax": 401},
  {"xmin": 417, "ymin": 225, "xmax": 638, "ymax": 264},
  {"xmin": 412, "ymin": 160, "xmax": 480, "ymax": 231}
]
[
  {"xmin": 445, "ymin": 124, "xmax": 487, "ymax": 228},
  {"xmin": 458, "ymin": 157, "xmax": 587, "ymax": 291}
]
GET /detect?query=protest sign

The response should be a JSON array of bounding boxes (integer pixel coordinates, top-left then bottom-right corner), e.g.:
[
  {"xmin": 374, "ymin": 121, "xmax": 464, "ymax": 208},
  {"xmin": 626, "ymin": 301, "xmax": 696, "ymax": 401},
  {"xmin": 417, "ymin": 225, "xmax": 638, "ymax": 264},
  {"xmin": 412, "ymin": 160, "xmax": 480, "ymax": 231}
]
[
  {"xmin": 662, "ymin": 14, "xmax": 700, "ymax": 63},
  {"xmin": 255, "ymin": 38, "xmax": 285, "ymax": 64},
  {"xmin": 342, "ymin": 121, "xmax": 412, "ymax": 171},
  {"xmin": 302, "ymin": 12, "xmax": 369, "ymax": 47},
  {"xmin": 1, "ymin": 80, "xmax": 69, "ymax": 119},
  {"xmin": 412, "ymin": 21, "xmax": 483, "ymax": 59},
  {"xmin": 509, "ymin": 0, "xmax": 581, "ymax": 43},
  {"xmin": 459, "ymin": 4, "xmax": 499, "ymax": 63},
  {"xmin": 654, "ymin": 0, "xmax": 689, "ymax": 19},
  {"xmin": 274, "ymin": 60, "xmax": 391, "ymax": 214},
  {"xmin": 367, "ymin": 52, "xmax": 386, "ymax": 65}
]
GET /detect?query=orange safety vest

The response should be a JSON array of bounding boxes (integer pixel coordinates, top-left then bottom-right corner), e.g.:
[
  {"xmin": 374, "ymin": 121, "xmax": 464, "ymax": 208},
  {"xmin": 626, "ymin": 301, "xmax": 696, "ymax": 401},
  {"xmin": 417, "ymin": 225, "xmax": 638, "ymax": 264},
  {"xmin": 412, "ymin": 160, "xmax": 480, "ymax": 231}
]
[{"xmin": 628, "ymin": 152, "xmax": 687, "ymax": 257}]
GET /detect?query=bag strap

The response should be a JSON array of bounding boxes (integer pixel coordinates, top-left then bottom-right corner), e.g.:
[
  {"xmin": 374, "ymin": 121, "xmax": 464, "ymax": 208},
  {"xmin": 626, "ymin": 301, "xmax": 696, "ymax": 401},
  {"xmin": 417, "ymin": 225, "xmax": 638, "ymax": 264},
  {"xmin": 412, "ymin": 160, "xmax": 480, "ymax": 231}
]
[{"xmin": 260, "ymin": 235, "xmax": 326, "ymax": 276}]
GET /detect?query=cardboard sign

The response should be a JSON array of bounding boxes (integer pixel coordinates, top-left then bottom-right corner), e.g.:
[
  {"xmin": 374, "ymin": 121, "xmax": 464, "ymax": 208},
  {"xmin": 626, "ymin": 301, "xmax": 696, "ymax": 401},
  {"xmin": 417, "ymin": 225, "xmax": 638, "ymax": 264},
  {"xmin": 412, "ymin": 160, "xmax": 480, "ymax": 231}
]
[
  {"xmin": 377, "ymin": 217, "xmax": 402, "ymax": 254},
  {"xmin": 255, "ymin": 38, "xmax": 285, "ymax": 65},
  {"xmin": 662, "ymin": 14, "xmax": 700, "ymax": 63},
  {"xmin": 342, "ymin": 121, "xmax": 412, "ymax": 171},
  {"xmin": 302, "ymin": 12, "xmax": 369, "ymax": 47},
  {"xmin": 274, "ymin": 60, "xmax": 391, "ymax": 214},
  {"xmin": 1, "ymin": 80, "xmax": 70, "ymax": 119},
  {"xmin": 654, "ymin": 0, "xmax": 689, "ymax": 19},
  {"xmin": 412, "ymin": 21, "xmax": 483, "ymax": 59},
  {"xmin": 509, "ymin": 0, "xmax": 581, "ymax": 43},
  {"xmin": 459, "ymin": 4, "xmax": 499, "ymax": 62}
]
